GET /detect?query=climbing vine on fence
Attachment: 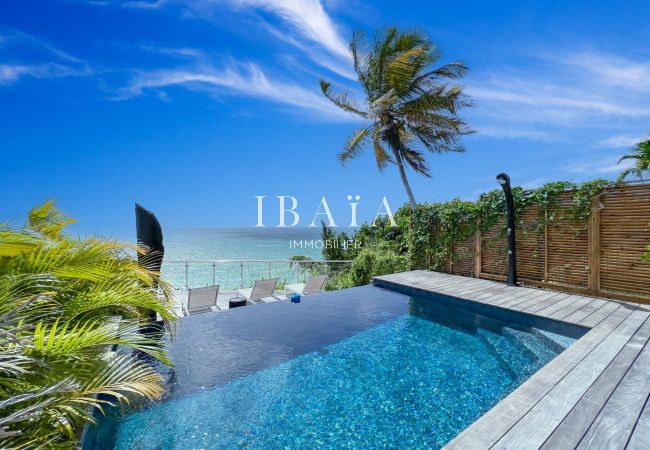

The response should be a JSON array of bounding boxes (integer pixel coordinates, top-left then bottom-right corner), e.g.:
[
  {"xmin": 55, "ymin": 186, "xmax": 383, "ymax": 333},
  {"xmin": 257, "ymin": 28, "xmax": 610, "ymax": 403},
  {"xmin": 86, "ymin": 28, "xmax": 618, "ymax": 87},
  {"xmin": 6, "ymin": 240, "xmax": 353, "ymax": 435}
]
[
  {"xmin": 409, "ymin": 178, "xmax": 616, "ymax": 271},
  {"xmin": 319, "ymin": 178, "xmax": 617, "ymax": 284}
]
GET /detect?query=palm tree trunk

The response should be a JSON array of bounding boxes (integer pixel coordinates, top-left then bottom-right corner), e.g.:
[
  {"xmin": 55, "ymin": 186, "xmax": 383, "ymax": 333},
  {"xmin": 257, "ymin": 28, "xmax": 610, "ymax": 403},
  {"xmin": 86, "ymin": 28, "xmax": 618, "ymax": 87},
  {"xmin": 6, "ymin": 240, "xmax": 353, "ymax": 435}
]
[{"xmin": 394, "ymin": 151, "xmax": 417, "ymax": 208}]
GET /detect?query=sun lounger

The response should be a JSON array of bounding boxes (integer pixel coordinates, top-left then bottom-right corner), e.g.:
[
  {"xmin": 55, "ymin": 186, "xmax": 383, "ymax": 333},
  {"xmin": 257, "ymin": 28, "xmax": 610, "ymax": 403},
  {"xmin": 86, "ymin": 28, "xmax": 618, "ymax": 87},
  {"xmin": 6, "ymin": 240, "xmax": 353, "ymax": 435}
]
[
  {"xmin": 237, "ymin": 278, "xmax": 279, "ymax": 303},
  {"xmin": 285, "ymin": 275, "xmax": 327, "ymax": 296},
  {"xmin": 185, "ymin": 285, "xmax": 219, "ymax": 315}
]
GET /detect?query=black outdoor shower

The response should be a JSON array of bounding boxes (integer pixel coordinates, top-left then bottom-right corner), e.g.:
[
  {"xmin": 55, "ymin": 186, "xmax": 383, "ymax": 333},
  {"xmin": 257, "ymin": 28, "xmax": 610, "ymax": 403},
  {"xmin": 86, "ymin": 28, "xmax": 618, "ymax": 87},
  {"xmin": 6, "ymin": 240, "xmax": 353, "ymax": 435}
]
[{"xmin": 496, "ymin": 173, "xmax": 518, "ymax": 286}]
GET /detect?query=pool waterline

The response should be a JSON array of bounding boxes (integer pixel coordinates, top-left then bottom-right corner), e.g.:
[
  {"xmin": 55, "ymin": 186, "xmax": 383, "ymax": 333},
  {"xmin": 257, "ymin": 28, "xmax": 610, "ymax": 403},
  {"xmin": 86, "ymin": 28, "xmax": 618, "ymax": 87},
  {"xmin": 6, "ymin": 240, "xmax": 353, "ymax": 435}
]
[{"xmin": 84, "ymin": 283, "xmax": 587, "ymax": 449}]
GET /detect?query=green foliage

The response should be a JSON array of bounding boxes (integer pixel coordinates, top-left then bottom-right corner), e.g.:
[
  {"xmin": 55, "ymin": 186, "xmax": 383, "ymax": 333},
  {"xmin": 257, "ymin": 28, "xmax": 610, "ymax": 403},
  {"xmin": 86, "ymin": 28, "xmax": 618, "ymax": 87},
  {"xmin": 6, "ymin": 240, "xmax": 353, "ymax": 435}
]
[
  {"xmin": 618, "ymin": 137, "xmax": 650, "ymax": 181},
  {"xmin": 321, "ymin": 27, "xmax": 473, "ymax": 206},
  {"xmin": 323, "ymin": 178, "xmax": 616, "ymax": 280},
  {"xmin": 0, "ymin": 202, "xmax": 176, "ymax": 448},
  {"xmin": 411, "ymin": 179, "xmax": 614, "ymax": 270},
  {"xmin": 332, "ymin": 248, "xmax": 409, "ymax": 289},
  {"xmin": 567, "ymin": 179, "xmax": 615, "ymax": 223}
]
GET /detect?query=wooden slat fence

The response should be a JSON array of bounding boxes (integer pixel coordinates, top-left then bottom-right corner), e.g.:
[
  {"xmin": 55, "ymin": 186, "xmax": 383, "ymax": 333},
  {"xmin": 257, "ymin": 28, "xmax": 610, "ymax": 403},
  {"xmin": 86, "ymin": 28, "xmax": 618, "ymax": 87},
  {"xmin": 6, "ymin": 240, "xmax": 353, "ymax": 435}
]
[{"xmin": 436, "ymin": 183, "xmax": 650, "ymax": 303}]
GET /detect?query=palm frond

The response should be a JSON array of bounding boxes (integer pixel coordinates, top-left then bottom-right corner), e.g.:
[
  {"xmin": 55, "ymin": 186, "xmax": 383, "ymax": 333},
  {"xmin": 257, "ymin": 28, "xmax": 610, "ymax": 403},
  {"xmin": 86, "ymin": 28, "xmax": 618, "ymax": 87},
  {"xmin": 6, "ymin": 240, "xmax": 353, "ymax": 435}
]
[
  {"xmin": 401, "ymin": 145, "xmax": 430, "ymax": 176},
  {"xmin": 618, "ymin": 138, "xmax": 650, "ymax": 180},
  {"xmin": 63, "ymin": 278, "xmax": 175, "ymax": 322},
  {"xmin": 76, "ymin": 353, "xmax": 164, "ymax": 405},
  {"xmin": 0, "ymin": 230, "xmax": 45, "ymax": 257},
  {"xmin": 372, "ymin": 127, "xmax": 393, "ymax": 171},
  {"xmin": 319, "ymin": 81, "xmax": 368, "ymax": 118},
  {"xmin": 339, "ymin": 127, "xmax": 373, "ymax": 165},
  {"xmin": 386, "ymin": 46, "xmax": 430, "ymax": 95},
  {"xmin": 350, "ymin": 30, "xmax": 371, "ymax": 97},
  {"xmin": 27, "ymin": 201, "xmax": 76, "ymax": 239},
  {"xmin": 407, "ymin": 122, "xmax": 469, "ymax": 155},
  {"xmin": 0, "ymin": 202, "xmax": 177, "ymax": 447},
  {"xmin": 31, "ymin": 319, "xmax": 170, "ymax": 365}
]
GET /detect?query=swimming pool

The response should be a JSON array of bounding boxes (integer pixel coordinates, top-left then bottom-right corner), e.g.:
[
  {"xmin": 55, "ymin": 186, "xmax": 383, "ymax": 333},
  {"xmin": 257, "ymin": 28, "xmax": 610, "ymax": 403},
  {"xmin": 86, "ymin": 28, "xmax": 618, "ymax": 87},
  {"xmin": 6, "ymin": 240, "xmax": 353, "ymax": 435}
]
[{"xmin": 83, "ymin": 283, "xmax": 586, "ymax": 449}]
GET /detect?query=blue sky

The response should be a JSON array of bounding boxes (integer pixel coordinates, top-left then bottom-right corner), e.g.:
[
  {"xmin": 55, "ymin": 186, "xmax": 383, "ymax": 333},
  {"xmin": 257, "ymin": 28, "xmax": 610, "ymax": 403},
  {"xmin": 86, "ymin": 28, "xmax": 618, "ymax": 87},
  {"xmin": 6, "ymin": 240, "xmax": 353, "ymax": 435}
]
[{"xmin": 1, "ymin": 0, "xmax": 649, "ymax": 233}]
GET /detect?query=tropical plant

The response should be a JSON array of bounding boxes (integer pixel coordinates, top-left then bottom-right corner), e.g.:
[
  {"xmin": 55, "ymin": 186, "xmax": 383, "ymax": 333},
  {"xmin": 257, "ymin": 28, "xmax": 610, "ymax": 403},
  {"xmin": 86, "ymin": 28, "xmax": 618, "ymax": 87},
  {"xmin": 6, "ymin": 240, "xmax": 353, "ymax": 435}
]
[
  {"xmin": 332, "ymin": 247, "xmax": 409, "ymax": 289},
  {"xmin": 320, "ymin": 27, "xmax": 473, "ymax": 207},
  {"xmin": 618, "ymin": 137, "xmax": 650, "ymax": 181},
  {"xmin": 0, "ymin": 202, "xmax": 176, "ymax": 448}
]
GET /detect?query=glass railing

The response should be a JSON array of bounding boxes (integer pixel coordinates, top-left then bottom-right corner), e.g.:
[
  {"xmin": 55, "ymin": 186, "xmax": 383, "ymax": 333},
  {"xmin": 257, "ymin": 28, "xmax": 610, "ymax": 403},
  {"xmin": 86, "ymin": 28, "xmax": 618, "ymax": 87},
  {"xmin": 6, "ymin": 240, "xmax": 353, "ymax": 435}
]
[{"xmin": 162, "ymin": 259, "xmax": 353, "ymax": 290}]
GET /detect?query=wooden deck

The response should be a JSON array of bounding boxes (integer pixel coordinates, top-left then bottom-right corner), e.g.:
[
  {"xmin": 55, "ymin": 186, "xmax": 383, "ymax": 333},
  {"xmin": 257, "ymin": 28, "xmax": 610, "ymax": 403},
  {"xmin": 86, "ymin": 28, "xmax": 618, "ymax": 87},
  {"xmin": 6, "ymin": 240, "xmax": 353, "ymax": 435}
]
[{"xmin": 373, "ymin": 270, "xmax": 650, "ymax": 450}]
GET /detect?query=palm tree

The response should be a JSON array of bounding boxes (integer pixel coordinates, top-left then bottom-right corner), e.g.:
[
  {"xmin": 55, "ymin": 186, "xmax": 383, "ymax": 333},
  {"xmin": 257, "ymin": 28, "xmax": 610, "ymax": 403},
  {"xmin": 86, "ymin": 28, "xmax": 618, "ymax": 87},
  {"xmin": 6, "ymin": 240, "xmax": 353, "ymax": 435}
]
[
  {"xmin": 618, "ymin": 137, "xmax": 650, "ymax": 181},
  {"xmin": 0, "ymin": 202, "xmax": 176, "ymax": 448},
  {"xmin": 320, "ymin": 27, "xmax": 473, "ymax": 208}
]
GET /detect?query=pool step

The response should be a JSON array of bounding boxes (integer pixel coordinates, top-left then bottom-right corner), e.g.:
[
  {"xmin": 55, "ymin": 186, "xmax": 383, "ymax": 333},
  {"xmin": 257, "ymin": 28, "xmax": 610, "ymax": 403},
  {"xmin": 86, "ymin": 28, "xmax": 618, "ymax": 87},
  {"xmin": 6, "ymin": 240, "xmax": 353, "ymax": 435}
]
[
  {"xmin": 530, "ymin": 328, "xmax": 574, "ymax": 353},
  {"xmin": 477, "ymin": 329, "xmax": 536, "ymax": 381},
  {"xmin": 502, "ymin": 327, "xmax": 559, "ymax": 366}
]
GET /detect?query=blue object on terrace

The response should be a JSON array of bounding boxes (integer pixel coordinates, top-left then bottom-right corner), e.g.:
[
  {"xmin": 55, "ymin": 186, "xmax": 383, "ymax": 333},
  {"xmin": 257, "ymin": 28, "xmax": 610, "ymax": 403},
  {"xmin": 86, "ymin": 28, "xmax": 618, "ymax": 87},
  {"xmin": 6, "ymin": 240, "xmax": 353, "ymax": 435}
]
[{"xmin": 290, "ymin": 293, "xmax": 301, "ymax": 303}]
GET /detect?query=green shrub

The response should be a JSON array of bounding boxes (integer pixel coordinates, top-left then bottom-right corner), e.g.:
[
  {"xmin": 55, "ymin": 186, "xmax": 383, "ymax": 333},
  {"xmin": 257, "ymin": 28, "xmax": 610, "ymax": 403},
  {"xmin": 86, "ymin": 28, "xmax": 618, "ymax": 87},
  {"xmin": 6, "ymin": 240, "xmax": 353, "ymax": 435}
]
[{"xmin": 331, "ymin": 248, "xmax": 408, "ymax": 289}]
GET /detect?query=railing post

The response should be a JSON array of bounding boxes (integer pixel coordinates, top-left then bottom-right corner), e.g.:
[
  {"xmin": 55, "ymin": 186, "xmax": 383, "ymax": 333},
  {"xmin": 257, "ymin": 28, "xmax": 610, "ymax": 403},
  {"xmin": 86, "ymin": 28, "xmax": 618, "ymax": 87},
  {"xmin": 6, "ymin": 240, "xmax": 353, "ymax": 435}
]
[
  {"xmin": 212, "ymin": 263, "xmax": 216, "ymax": 286},
  {"xmin": 240, "ymin": 262, "xmax": 244, "ymax": 289},
  {"xmin": 185, "ymin": 262, "xmax": 189, "ymax": 290},
  {"xmin": 268, "ymin": 261, "xmax": 272, "ymax": 279}
]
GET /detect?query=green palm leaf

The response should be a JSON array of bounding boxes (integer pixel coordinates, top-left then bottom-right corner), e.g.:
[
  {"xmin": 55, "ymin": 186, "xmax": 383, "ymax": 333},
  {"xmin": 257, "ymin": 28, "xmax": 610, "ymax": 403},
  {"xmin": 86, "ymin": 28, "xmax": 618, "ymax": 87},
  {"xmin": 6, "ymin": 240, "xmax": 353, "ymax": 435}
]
[
  {"xmin": 618, "ymin": 138, "xmax": 650, "ymax": 181},
  {"xmin": 321, "ymin": 27, "xmax": 473, "ymax": 207},
  {"xmin": 319, "ymin": 81, "xmax": 368, "ymax": 118},
  {"xmin": 1, "ymin": 202, "xmax": 177, "ymax": 448}
]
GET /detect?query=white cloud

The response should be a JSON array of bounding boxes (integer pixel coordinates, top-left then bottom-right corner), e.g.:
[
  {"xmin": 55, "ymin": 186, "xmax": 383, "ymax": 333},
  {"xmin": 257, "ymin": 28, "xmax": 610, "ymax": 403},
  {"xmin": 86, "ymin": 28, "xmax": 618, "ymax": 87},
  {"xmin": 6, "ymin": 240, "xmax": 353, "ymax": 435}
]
[
  {"xmin": 475, "ymin": 125, "xmax": 553, "ymax": 141},
  {"xmin": 260, "ymin": 20, "xmax": 356, "ymax": 80},
  {"xmin": 563, "ymin": 53, "xmax": 650, "ymax": 93},
  {"xmin": 232, "ymin": 0, "xmax": 350, "ymax": 61},
  {"xmin": 3, "ymin": 30, "xmax": 84, "ymax": 64},
  {"xmin": 107, "ymin": 0, "xmax": 352, "ymax": 78},
  {"xmin": 0, "ymin": 31, "xmax": 91, "ymax": 85},
  {"xmin": 122, "ymin": 0, "xmax": 167, "ymax": 9},
  {"xmin": 598, "ymin": 134, "xmax": 647, "ymax": 149},
  {"xmin": 0, "ymin": 63, "xmax": 88, "ymax": 85},
  {"xmin": 469, "ymin": 79, "xmax": 650, "ymax": 121},
  {"xmin": 138, "ymin": 44, "xmax": 203, "ymax": 58},
  {"xmin": 564, "ymin": 155, "xmax": 634, "ymax": 175},
  {"xmin": 468, "ymin": 51, "xmax": 650, "ymax": 139},
  {"xmin": 117, "ymin": 62, "xmax": 357, "ymax": 120},
  {"xmin": 103, "ymin": 0, "xmax": 360, "ymax": 120}
]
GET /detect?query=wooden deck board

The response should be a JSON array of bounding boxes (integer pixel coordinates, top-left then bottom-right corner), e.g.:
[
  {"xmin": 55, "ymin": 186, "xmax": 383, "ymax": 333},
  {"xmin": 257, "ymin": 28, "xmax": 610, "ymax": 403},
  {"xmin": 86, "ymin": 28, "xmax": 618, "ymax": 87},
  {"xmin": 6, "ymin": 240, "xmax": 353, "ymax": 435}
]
[
  {"xmin": 562, "ymin": 297, "xmax": 609, "ymax": 324},
  {"xmin": 547, "ymin": 295, "xmax": 595, "ymax": 320},
  {"xmin": 627, "ymin": 394, "xmax": 650, "ymax": 450},
  {"xmin": 541, "ymin": 317, "xmax": 650, "ymax": 449},
  {"xmin": 371, "ymin": 270, "xmax": 649, "ymax": 450},
  {"xmin": 577, "ymin": 329, "xmax": 650, "ymax": 449},
  {"xmin": 579, "ymin": 301, "xmax": 624, "ymax": 328},
  {"xmin": 509, "ymin": 291, "xmax": 568, "ymax": 312},
  {"xmin": 491, "ymin": 310, "xmax": 648, "ymax": 449}
]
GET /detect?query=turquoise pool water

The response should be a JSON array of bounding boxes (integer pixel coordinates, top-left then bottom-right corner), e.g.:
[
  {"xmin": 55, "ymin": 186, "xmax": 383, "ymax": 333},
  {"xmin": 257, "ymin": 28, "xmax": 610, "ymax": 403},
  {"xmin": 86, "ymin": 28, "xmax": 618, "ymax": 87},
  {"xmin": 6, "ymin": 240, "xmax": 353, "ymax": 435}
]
[{"xmin": 85, "ymin": 285, "xmax": 584, "ymax": 449}]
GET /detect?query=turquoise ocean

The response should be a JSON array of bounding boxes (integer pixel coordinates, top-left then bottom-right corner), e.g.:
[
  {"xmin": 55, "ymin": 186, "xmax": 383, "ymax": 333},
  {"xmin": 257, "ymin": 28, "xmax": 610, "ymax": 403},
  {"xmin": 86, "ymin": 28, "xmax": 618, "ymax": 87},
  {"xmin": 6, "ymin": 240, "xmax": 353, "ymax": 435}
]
[{"xmin": 158, "ymin": 228, "xmax": 330, "ymax": 290}]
